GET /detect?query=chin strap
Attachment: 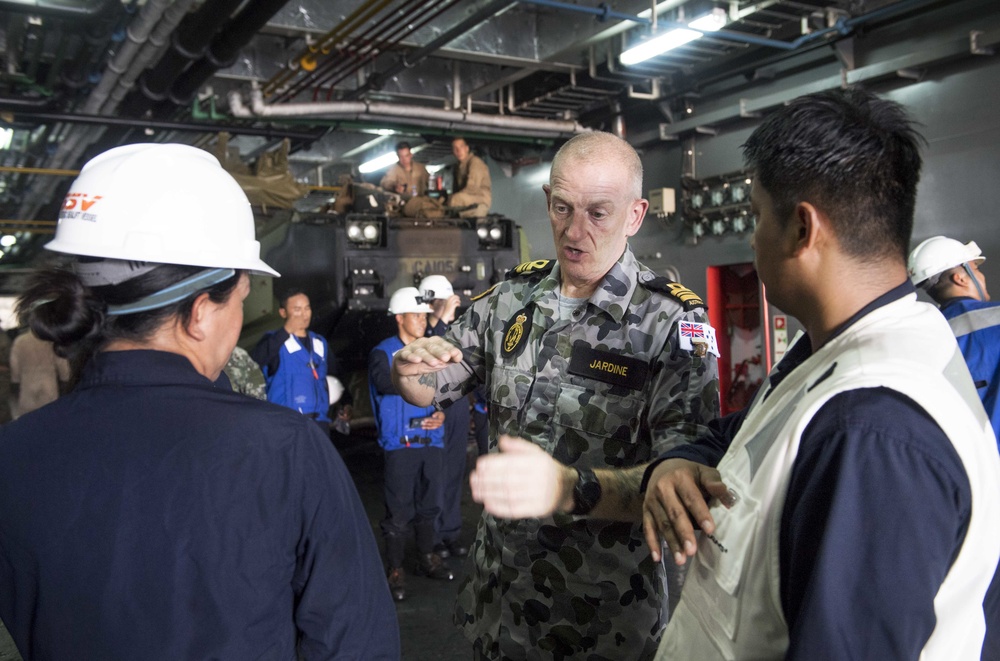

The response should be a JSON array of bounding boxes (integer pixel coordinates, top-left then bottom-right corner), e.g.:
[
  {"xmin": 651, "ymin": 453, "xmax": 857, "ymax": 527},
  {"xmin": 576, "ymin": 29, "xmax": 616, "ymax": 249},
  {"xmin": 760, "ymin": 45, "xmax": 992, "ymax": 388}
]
[
  {"xmin": 961, "ymin": 263, "xmax": 988, "ymax": 302},
  {"xmin": 106, "ymin": 268, "xmax": 236, "ymax": 315}
]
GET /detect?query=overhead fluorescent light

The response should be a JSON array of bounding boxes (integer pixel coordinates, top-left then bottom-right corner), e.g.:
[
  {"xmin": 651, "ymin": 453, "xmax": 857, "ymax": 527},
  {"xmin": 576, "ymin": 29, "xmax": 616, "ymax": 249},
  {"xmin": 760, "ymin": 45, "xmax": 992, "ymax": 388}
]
[
  {"xmin": 620, "ymin": 8, "xmax": 727, "ymax": 66},
  {"xmin": 620, "ymin": 29, "xmax": 701, "ymax": 64},
  {"xmin": 358, "ymin": 151, "xmax": 399, "ymax": 174}
]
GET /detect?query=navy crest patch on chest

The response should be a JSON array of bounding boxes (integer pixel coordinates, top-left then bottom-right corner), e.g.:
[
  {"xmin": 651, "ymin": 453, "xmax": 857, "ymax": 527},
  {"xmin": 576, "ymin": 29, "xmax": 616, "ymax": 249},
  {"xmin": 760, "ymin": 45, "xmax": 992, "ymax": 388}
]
[
  {"xmin": 501, "ymin": 304, "xmax": 533, "ymax": 360},
  {"xmin": 568, "ymin": 343, "xmax": 648, "ymax": 390}
]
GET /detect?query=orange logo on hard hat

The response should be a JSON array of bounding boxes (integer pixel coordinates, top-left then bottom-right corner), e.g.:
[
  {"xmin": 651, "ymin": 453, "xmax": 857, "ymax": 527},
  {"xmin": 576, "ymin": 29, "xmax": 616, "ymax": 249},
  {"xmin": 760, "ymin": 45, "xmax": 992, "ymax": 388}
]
[
  {"xmin": 62, "ymin": 193, "xmax": 102, "ymax": 211},
  {"xmin": 60, "ymin": 193, "xmax": 103, "ymax": 222}
]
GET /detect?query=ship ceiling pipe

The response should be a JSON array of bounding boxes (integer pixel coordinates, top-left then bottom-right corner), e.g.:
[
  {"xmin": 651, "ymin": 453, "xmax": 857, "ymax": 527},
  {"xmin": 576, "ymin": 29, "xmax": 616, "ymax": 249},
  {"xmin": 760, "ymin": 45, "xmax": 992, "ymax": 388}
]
[
  {"xmin": 120, "ymin": 0, "xmax": 246, "ymax": 116},
  {"xmin": 168, "ymin": 0, "xmax": 293, "ymax": 106},
  {"xmin": 229, "ymin": 88, "xmax": 589, "ymax": 139}
]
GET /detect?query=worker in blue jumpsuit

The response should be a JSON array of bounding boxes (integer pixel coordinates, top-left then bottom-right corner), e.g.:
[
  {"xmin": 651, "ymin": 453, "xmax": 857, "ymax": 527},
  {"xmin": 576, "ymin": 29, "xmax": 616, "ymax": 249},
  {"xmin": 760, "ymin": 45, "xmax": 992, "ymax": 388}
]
[
  {"xmin": 252, "ymin": 289, "xmax": 352, "ymax": 432},
  {"xmin": 419, "ymin": 274, "xmax": 470, "ymax": 559},
  {"xmin": 370, "ymin": 286, "xmax": 455, "ymax": 601},
  {"xmin": 0, "ymin": 144, "xmax": 399, "ymax": 660},
  {"xmin": 909, "ymin": 235, "xmax": 1000, "ymax": 661},
  {"xmin": 908, "ymin": 235, "xmax": 1000, "ymax": 442}
]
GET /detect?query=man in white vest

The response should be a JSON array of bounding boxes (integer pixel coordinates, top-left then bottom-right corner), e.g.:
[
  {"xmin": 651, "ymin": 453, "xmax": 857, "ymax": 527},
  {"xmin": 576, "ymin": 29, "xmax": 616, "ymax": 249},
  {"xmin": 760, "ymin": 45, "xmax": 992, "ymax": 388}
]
[{"xmin": 466, "ymin": 88, "xmax": 1000, "ymax": 660}]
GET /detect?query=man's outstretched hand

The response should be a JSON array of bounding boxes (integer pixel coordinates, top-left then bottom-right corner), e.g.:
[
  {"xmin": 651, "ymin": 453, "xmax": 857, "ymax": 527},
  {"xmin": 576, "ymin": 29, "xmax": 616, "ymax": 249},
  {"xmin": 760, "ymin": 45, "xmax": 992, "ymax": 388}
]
[
  {"xmin": 642, "ymin": 459, "xmax": 735, "ymax": 564},
  {"xmin": 469, "ymin": 436, "xmax": 575, "ymax": 519}
]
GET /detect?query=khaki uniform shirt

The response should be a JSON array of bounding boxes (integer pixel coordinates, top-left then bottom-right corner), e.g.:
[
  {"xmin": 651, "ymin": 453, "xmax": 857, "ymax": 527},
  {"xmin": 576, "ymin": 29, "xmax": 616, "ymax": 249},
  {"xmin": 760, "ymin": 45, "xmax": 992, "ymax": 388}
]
[
  {"xmin": 380, "ymin": 162, "xmax": 429, "ymax": 197},
  {"xmin": 436, "ymin": 247, "xmax": 720, "ymax": 660},
  {"xmin": 454, "ymin": 154, "xmax": 492, "ymax": 208},
  {"xmin": 9, "ymin": 331, "xmax": 70, "ymax": 419}
]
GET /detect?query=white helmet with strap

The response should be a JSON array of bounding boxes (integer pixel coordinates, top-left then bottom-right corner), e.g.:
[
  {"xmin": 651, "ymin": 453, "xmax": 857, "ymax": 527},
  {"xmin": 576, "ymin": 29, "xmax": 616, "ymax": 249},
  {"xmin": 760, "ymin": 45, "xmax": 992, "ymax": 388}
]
[
  {"xmin": 907, "ymin": 236, "xmax": 984, "ymax": 288},
  {"xmin": 44, "ymin": 144, "xmax": 278, "ymax": 315},
  {"xmin": 418, "ymin": 274, "xmax": 454, "ymax": 301},
  {"xmin": 388, "ymin": 287, "xmax": 432, "ymax": 314},
  {"xmin": 47, "ymin": 143, "xmax": 278, "ymax": 276}
]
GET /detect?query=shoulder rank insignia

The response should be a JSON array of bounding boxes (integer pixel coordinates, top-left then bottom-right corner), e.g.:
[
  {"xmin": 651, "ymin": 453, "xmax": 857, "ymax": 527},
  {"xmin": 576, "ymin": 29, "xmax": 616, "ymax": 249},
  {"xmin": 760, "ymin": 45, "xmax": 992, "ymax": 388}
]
[
  {"xmin": 640, "ymin": 275, "xmax": 706, "ymax": 312},
  {"xmin": 507, "ymin": 259, "xmax": 554, "ymax": 279},
  {"xmin": 501, "ymin": 304, "xmax": 533, "ymax": 360},
  {"xmin": 470, "ymin": 283, "xmax": 499, "ymax": 302}
]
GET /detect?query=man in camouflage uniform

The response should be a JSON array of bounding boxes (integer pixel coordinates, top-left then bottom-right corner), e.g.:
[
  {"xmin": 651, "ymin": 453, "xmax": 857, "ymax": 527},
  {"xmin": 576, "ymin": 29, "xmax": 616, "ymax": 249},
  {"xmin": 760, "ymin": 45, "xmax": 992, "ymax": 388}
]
[
  {"xmin": 391, "ymin": 132, "xmax": 720, "ymax": 660},
  {"xmin": 223, "ymin": 345, "xmax": 266, "ymax": 401}
]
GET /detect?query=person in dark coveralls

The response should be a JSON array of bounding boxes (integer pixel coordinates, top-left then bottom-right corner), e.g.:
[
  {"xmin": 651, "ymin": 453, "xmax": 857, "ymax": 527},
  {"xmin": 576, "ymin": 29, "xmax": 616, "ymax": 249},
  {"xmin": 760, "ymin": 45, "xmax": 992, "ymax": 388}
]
[
  {"xmin": 471, "ymin": 89, "xmax": 1000, "ymax": 661},
  {"xmin": 0, "ymin": 143, "xmax": 399, "ymax": 660},
  {"xmin": 418, "ymin": 274, "xmax": 471, "ymax": 560},
  {"xmin": 369, "ymin": 286, "xmax": 455, "ymax": 602},
  {"xmin": 391, "ymin": 132, "xmax": 721, "ymax": 660}
]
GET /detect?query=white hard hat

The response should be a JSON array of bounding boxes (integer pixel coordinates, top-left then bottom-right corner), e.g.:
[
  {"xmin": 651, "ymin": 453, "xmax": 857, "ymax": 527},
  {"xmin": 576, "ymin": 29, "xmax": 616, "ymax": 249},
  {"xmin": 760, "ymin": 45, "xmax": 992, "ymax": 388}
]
[
  {"xmin": 326, "ymin": 375, "xmax": 344, "ymax": 405},
  {"xmin": 418, "ymin": 274, "xmax": 454, "ymax": 300},
  {"xmin": 907, "ymin": 236, "xmax": 984, "ymax": 287},
  {"xmin": 46, "ymin": 143, "xmax": 279, "ymax": 276},
  {"xmin": 388, "ymin": 286, "xmax": 432, "ymax": 314}
]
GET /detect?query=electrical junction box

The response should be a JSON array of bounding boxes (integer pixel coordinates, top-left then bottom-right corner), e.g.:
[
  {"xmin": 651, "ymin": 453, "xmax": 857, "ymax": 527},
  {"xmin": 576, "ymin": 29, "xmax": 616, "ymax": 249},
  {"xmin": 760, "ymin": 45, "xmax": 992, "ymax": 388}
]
[{"xmin": 649, "ymin": 187, "xmax": 676, "ymax": 214}]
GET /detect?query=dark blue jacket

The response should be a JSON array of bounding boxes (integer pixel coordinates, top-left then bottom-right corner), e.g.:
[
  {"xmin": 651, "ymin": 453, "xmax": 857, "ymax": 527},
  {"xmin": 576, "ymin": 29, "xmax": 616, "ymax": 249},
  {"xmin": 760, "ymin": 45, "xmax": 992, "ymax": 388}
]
[
  {"xmin": 0, "ymin": 350, "xmax": 398, "ymax": 660},
  {"xmin": 369, "ymin": 335, "xmax": 444, "ymax": 451}
]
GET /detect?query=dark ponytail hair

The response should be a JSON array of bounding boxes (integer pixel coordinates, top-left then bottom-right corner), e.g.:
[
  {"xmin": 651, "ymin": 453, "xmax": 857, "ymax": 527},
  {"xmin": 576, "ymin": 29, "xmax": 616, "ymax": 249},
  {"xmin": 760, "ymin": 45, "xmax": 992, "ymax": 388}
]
[{"xmin": 16, "ymin": 264, "xmax": 243, "ymax": 369}]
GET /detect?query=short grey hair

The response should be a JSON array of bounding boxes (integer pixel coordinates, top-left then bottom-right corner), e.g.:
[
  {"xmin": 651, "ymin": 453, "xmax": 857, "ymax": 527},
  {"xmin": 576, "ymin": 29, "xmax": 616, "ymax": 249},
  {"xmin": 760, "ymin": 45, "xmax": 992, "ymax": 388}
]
[{"xmin": 551, "ymin": 132, "xmax": 643, "ymax": 200}]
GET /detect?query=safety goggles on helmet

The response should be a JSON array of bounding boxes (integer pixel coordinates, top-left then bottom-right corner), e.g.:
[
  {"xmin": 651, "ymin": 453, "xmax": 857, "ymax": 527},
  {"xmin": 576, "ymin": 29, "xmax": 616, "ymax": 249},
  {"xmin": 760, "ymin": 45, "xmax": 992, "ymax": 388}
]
[
  {"xmin": 418, "ymin": 274, "xmax": 454, "ymax": 301},
  {"xmin": 388, "ymin": 286, "xmax": 433, "ymax": 314}
]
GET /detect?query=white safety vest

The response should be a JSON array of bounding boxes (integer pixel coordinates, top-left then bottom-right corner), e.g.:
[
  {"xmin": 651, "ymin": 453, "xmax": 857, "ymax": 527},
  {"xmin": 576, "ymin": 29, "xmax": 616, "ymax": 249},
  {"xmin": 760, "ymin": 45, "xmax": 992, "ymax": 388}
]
[{"xmin": 656, "ymin": 293, "xmax": 1000, "ymax": 661}]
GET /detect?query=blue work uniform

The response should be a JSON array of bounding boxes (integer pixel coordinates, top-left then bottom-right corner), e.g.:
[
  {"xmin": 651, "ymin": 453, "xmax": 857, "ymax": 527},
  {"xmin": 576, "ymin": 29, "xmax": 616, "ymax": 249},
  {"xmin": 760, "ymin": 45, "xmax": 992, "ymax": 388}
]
[
  {"xmin": 0, "ymin": 350, "xmax": 399, "ymax": 660},
  {"xmin": 252, "ymin": 329, "xmax": 330, "ymax": 421},
  {"xmin": 369, "ymin": 336, "xmax": 444, "ymax": 564},
  {"xmin": 644, "ymin": 282, "xmax": 997, "ymax": 660},
  {"xmin": 940, "ymin": 296, "xmax": 1000, "ymax": 443}
]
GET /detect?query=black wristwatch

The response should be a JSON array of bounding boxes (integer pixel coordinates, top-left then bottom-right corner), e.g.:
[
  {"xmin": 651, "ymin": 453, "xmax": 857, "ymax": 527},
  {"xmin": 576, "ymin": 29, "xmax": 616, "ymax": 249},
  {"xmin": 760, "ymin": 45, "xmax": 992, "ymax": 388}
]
[{"xmin": 570, "ymin": 468, "xmax": 602, "ymax": 516}]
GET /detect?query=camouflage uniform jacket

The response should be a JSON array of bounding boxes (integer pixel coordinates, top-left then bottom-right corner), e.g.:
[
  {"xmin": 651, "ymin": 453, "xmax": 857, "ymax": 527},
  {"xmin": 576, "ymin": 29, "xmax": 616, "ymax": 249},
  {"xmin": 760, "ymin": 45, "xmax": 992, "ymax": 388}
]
[
  {"xmin": 437, "ymin": 246, "xmax": 720, "ymax": 660},
  {"xmin": 223, "ymin": 346, "xmax": 267, "ymax": 401}
]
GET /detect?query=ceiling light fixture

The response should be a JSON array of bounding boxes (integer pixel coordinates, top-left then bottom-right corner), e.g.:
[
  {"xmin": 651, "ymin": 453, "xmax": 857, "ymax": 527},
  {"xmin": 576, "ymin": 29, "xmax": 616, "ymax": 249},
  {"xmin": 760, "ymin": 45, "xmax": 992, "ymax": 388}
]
[
  {"xmin": 620, "ymin": 8, "xmax": 727, "ymax": 66},
  {"xmin": 358, "ymin": 151, "xmax": 399, "ymax": 174}
]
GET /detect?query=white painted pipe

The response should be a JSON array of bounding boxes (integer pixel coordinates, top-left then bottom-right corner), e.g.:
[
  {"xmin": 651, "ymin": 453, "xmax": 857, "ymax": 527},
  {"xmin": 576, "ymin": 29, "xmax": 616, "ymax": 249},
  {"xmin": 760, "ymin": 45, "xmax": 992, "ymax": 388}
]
[{"xmin": 229, "ymin": 88, "xmax": 589, "ymax": 138}]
